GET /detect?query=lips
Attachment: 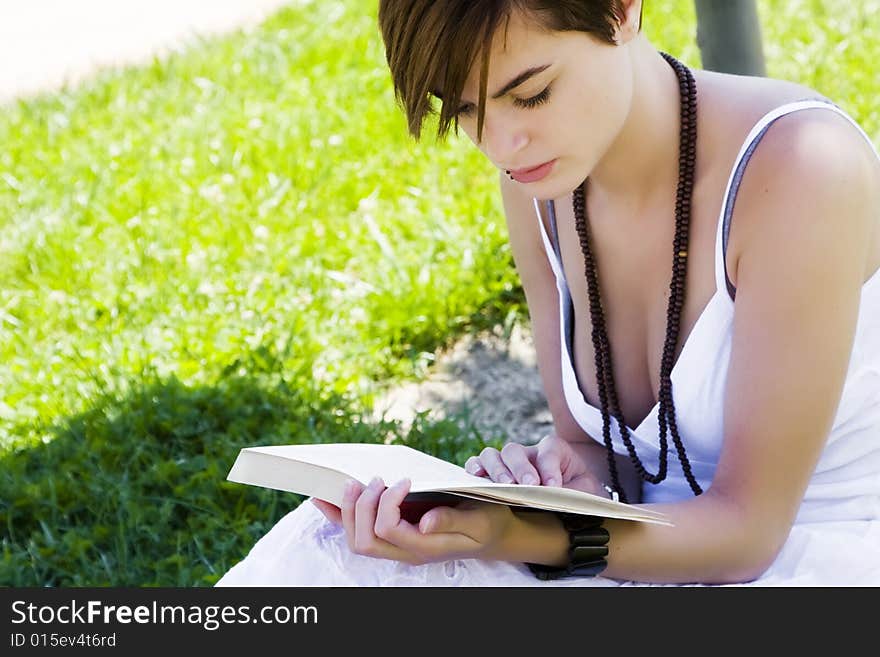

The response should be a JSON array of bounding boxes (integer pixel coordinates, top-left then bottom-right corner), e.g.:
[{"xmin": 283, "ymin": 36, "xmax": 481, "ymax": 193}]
[{"xmin": 509, "ymin": 159, "xmax": 556, "ymax": 184}]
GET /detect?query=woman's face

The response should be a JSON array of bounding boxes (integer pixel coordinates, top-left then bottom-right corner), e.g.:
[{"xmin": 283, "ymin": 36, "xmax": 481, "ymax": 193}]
[{"xmin": 456, "ymin": 8, "xmax": 635, "ymax": 200}]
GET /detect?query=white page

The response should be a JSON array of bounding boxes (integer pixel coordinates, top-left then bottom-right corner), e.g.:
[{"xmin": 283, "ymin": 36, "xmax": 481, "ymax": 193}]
[{"xmin": 251, "ymin": 443, "xmax": 486, "ymax": 486}]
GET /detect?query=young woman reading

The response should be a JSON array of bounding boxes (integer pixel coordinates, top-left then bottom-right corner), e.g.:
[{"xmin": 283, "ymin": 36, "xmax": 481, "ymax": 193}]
[{"xmin": 218, "ymin": 0, "xmax": 880, "ymax": 586}]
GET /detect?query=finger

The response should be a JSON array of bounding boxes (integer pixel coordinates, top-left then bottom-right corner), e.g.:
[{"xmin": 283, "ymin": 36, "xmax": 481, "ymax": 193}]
[
  {"xmin": 479, "ymin": 447, "xmax": 515, "ymax": 483},
  {"xmin": 534, "ymin": 440, "xmax": 564, "ymax": 486},
  {"xmin": 353, "ymin": 477, "xmax": 386, "ymax": 554},
  {"xmin": 500, "ymin": 443, "xmax": 541, "ymax": 485},
  {"xmin": 354, "ymin": 478, "xmax": 428, "ymax": 563},
  {"xmin": 373, "ymin": 482, "xmax": 484, "ymax": 564},
  {"xmin": 340, "ymin": 479, "xmax": 425, "ymax": 563},
  {"xmin": 464, "ymin": 456, "xmax": 488, "ymax": 477},
  {"xmin": 354, "ymin": 477, "xmax": 417, "ymax": 561},
  {"xmin": 310, "ymin": 498, "xmax": 342, "ymax": 525},
  {"xmin": 419, "ymin": 504, "xmax": 475, "ymax": 535},
  {"xmin": 341, "ymin": 479, "xmax": 365, "ymax": 552},
  {"xmin": 375, "ymin": 478, "xmax": 420, "ymax": 542},
  {"xmin": 371, "ymin": 494, "xmax": 487, "ymax": 563},
  {"xmin": 417, "ymin": 504, "xmax": 491, "ymax": 556},
  {"xmin": 399, "ymin": 523, "xmax": 481, "ymax": 563}
]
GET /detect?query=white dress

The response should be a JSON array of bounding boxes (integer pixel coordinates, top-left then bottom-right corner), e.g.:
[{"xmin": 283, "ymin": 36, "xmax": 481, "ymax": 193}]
[{"xmin": 217, "ymin": 100, "xmax": 880, "ymax": 587}]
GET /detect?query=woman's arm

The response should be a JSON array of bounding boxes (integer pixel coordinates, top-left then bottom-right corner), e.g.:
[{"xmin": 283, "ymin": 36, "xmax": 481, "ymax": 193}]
[{"xmin": 498, "ymin": 110, "xmax": 878, "ymax": 583}]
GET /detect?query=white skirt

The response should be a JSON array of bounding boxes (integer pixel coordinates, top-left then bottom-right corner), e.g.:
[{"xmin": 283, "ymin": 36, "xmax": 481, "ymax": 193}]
[{"xmin": 215, "ymin": 500, "xmax": 880, "ymax": 587}]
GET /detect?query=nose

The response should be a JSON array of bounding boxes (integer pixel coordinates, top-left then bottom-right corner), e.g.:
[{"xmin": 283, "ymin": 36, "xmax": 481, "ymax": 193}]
[{"xmin": 478, "ymin": 111, "xmax": 529, "ymax": 168}]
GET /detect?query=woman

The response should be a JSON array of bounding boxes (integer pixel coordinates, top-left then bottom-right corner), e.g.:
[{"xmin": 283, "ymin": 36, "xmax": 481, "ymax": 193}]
[{"xmin": 218, "ymin": 0, "xmax": 880, "ymax": 586}]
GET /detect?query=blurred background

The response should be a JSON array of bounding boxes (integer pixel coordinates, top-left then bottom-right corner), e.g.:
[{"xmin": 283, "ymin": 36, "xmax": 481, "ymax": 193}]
[
  {"xmin": 1, "ymin": 1, "xmax": 878, "ymax": 586},
  {"xmin": 0, "ymin": 1, "xmax": 291, "ymax": 103}
]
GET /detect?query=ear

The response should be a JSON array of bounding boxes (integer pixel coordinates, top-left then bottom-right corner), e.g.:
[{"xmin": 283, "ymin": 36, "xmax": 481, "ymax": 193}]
[{"xmin": 615, "ymin": 0, "xmax": 643, "ymax": 44}]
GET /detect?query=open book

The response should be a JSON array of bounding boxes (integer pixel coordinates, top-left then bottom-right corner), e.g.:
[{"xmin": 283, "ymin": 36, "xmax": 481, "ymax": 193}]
[{"xmin": 226, "ymin": 443, "xmax": 671, "ymax": 525}]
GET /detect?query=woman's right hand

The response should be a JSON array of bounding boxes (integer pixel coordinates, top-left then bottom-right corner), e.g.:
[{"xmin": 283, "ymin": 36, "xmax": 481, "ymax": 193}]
[{"xmin": 464, "ymin": 433, "xmax": 610, "ymax": 498}]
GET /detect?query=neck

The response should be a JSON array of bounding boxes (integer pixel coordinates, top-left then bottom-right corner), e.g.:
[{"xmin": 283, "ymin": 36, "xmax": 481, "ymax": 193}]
[{"xmin": 587, "ymin": 40, "xmax": 684, "ymax": 213}]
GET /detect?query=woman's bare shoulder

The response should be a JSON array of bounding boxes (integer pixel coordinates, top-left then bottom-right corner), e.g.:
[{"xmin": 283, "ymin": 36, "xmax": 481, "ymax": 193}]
[
  {"xmin": 694, "ymin": 68, "xmax": 829, "ymax": 159},
  {"xmin": 697, "ymin": 67, "xmax": 874, "ymax": 180},
  {"xmin": 696, "ymin": 68, "xmax": 824, "ymax": 115},
  {"xmin": 699, "ymin": 70, "xmax": 880, "ymax": 289}
]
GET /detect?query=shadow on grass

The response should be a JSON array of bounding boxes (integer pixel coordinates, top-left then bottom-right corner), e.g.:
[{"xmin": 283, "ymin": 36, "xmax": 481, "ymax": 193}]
[{"xmin": 0, "ymin": 370, "xmax": 500, "ymax": 587}]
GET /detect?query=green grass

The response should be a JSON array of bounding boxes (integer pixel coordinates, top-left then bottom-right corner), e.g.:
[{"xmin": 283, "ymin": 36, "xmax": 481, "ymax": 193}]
[{"xmin": 1, "ymin": 0, "xmax": 878, "ymax": 586}]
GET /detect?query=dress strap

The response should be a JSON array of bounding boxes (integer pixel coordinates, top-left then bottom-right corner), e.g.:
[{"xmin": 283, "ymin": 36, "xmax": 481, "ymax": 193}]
[
  {"xmin": 534, "ymin": 198, "xmax": 576, "ymax": 360},
  {"xmin": 714, "ymin": 98, "xmax": 879, "ymax": 301},
  {"xmin": 547, "ymin": 199, "xmax": 563, "ymax": 262},
  {"xmin": 532, "ymin": 198, "xmax": 566, "ymax": 282}
]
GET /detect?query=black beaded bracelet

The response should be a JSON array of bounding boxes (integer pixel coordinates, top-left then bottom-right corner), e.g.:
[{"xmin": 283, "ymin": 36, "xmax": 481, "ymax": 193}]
[{"xmin": 526, "ymin": 513, "xmax": 610, "ymax": 580}]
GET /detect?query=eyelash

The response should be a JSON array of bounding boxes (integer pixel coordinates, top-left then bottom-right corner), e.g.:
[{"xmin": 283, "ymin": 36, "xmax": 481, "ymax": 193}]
[
  {"xmin": 514, "ymin": 85, "xmax": 552, "ymax": 109},
  {"xmin": 456, "ymin": 85, "xmax": 552, "ymax": 117}
]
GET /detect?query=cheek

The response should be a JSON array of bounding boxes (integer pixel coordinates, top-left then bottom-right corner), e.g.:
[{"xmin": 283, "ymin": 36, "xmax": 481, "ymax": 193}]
[
  {"xmin": 567, "ymin": 51, "xmax": 634, "ymax": 138},
  {"xmin": 566, "ymin": 79, "xmax": 630, "ymax": 153}
]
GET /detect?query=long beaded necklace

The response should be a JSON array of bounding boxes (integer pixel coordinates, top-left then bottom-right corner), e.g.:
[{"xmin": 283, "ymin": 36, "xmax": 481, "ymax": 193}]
[{"xmin": 573, "ymin": 52, "xmax": 703, "ymax": 501}]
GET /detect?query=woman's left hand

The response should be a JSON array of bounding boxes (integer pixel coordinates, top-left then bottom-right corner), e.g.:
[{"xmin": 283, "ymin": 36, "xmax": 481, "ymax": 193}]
[{"xmin": 311, "ymin": 477, "xmax": 518, "ymax": 566}]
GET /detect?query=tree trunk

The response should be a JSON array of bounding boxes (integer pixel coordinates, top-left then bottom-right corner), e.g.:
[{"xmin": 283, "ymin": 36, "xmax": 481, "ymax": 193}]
[{"xmin": 694, "ymin": 0, "xmax": 766, "ymax": 76}]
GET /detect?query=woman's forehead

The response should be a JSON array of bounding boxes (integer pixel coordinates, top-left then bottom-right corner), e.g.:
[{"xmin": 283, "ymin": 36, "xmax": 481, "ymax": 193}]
[{"xmin": 461, "ymin": 13, "xmax": 563, "ymax": 98}]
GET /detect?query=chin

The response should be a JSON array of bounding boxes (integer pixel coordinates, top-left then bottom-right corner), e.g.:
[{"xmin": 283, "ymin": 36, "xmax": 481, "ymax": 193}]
[
  {"xmin": 527, "ymin": 174, "xmax": 583, "ymax": 202},
  {"xmin": 529, "ymin": 188, "xmax": 561, "ymax": 202}
]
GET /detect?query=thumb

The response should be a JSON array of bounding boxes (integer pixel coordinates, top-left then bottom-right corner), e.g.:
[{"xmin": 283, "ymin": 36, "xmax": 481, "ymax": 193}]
[
  {"xmin": 419, "ymin": 504, "xmax": 480, "ymax": 536},
  {"xmin": 534, "ymin": 444, "xmax": 563, "ymax": 487}
]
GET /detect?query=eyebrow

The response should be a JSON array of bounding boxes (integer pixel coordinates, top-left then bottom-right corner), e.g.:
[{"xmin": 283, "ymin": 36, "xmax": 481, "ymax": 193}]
[
  {"xmin": 490, "ymin": 64, "xmax": 551, "ymax": 99},
  {"xmin": 432, "ymin": 63, "xmax": 551, "ymax": 104}
]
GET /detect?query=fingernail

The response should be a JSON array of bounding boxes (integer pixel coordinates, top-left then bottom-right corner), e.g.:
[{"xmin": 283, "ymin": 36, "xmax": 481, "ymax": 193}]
[
  {"xmin": 523, "ymin": 474, "xmax": 538, "ymax": 485},
  {"xmin": 546, "ymin": 477, "xmax": 559, "ymax": 486},
  {"xmin": 421, "ymin": 513, "xmax": 434, "ymax": 533},
  {"xmin": 499, "ymin": 474, "xmax": 513, "ymax": 484}
]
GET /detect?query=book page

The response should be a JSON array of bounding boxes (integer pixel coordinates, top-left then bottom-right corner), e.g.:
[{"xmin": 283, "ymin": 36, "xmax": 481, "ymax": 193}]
[{"xmin": 251, "ymin": 443, "xmax": 486, "ymax": 487}]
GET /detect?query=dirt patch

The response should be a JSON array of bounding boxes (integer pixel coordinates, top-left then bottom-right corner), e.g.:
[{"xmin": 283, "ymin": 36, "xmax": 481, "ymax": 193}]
[{"xmin": 370, "ymin": 322, "xmax": 552, "ymax": 447}]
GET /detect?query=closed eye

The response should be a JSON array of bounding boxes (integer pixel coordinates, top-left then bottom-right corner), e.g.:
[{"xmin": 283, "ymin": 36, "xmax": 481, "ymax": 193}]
[
  {"xmin": 513, "ymin": 85, "xmax": 552, "ymax": 109},
  {"xmin": 455, "ymin": 85, "xmax": 552, "ymax": 118},
  {"xmin": 455, "ymin": 102, "xmax": 476, "ymax": 118}
]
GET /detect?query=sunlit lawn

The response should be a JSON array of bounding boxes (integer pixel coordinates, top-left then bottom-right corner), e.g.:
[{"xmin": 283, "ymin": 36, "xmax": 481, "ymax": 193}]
[{"xmin": 1, "ymin": 0, "xmax": 877, "ymax": 585}]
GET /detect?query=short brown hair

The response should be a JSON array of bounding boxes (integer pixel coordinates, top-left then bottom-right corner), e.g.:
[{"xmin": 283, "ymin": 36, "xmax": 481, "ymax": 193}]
[{"xmin": 378, "ymin": 1, "xmax": 634, "ymax": 141}]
